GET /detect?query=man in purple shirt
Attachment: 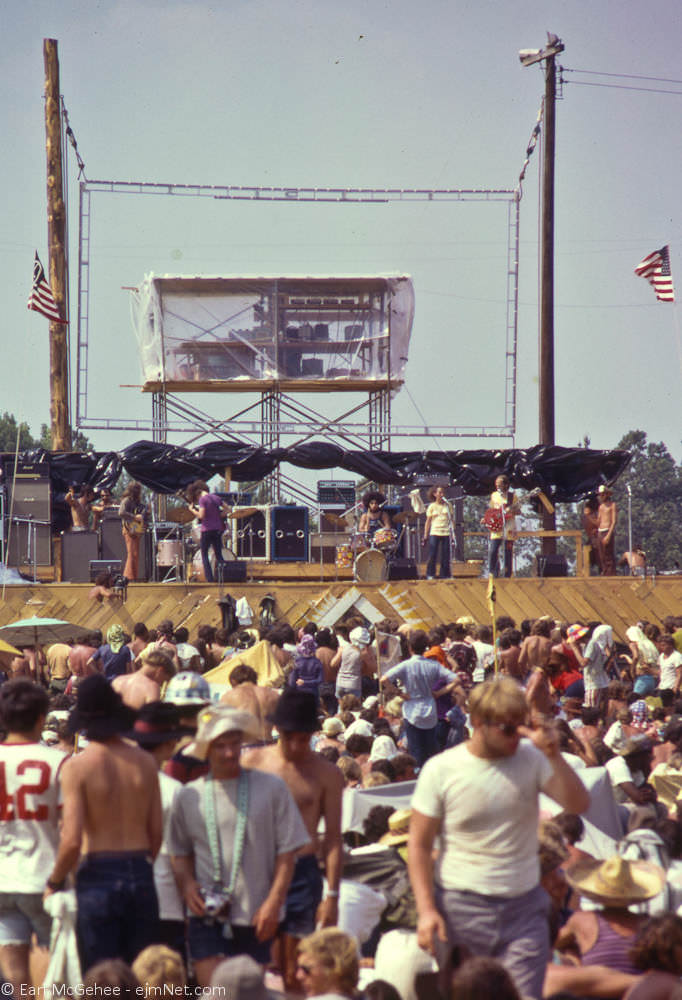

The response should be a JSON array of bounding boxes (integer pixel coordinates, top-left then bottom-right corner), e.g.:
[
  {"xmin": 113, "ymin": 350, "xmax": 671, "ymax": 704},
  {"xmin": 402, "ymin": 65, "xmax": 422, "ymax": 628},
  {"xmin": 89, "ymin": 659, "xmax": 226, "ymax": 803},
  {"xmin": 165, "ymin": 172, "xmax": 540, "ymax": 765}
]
[{"xmin": 188, "ymin": 480, "xmax": 228, "ymax": 583}]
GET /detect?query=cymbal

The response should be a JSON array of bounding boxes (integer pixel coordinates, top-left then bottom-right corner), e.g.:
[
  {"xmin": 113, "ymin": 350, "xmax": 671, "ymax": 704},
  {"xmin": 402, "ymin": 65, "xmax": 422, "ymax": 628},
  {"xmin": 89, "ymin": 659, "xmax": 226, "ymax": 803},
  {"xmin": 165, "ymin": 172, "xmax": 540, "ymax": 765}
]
[
  {"xmin": 393, "ymin": 511, "xmax": 418, "ymax": 523},
  {"xmin": 324, "ymin": 512, "xmax": 351, "ymax": 528},
  {"xmin": 166, "ymin": 506, "xmax": 195, "ymax": 524},
  {"xmin": 227, "ymin": 506, "xmax": 258, "ymax": 520}
]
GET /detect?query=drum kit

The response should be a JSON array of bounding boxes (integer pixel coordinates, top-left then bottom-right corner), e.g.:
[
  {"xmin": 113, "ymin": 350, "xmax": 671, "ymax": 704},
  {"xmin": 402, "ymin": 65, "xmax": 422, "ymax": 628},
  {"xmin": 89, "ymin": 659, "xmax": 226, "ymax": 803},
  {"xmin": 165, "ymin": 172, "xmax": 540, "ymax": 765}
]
[
  {"xmin": 157, "ymin": 504, "xmax": 257, "ymax": 581},
  {"xmin": 335, "ymin": 511, "xmax": 417, "ymax": 582}
]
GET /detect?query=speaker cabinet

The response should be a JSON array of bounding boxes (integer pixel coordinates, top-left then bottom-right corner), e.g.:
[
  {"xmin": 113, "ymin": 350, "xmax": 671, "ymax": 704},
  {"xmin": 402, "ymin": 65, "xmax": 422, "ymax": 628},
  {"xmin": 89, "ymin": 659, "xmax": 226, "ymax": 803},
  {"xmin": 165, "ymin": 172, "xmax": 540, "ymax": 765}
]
[
  {"xmin": 6, "ymin": 522, "xmax": 52, "ymax": 566},
  {"xmin": 10, "ymin": 478, "xmax": 51, "ymax": 521},
  {"xmin": 536, "ymin": 554, "xmax": 568, "ymax": 578},
  {"xmin": 232, "ymin": 507, "xmax": 270, "ymax": 561},
  {"xmin": 61, "ymin": 531, "xmax": 99, "ymax": 582},
  {"xmin": 217, "ymin": 561, "xmax": 247, "ymax": 583},
  {"xmin": 100, "ymin": 517, "xmax": 125, "ymax": 561},
  {"xmin": 98, "ymin": 518, "xmax": 151, "ymax": 580},
  {"xmin": 271, "ymin": 506, "xmax": 309, "ymax": 562},
  {"xmin": 387, "ymin": 558, "xmax": 418, "ymax": 580}
]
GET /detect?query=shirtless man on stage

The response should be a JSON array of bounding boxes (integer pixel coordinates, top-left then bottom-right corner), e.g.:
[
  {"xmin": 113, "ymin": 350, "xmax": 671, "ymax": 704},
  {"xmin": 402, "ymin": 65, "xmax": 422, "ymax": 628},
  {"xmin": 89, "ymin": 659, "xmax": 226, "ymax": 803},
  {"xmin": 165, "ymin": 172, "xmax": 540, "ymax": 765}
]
[
  {"xmin": 65, "ymin": 484, "xmax": 94, "ymax": 531},
  {"xmin": 596, "ymin": 485, "xmax": 617, "ymax": 576},
  {"xmin": 242, "ymin": 688, "xmax": 343, "ymax": 992},
  {"xmin": 46, "ymin": 675, "xmax": 162, "ymax": 971}
]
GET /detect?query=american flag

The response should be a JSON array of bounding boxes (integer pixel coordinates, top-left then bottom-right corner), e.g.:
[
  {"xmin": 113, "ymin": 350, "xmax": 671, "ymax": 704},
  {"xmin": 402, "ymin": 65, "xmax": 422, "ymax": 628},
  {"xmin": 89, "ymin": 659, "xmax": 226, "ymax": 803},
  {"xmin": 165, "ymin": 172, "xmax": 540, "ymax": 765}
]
[
  {"xmin": 27, "ymin": 252, "xmax": 67, "ymax": 323},
  {"xmin": 634, "ymin": 245, "xmax": 675, "ymax": 303}
]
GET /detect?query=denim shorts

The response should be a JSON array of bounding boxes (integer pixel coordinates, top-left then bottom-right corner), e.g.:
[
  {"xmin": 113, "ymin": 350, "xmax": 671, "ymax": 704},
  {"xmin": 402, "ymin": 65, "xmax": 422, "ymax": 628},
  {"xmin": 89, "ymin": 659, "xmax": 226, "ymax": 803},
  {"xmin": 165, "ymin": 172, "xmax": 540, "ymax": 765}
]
[
  {"xmin": 76, "ymin": 851, "xmax": 159, "ymax": 971},
  {"xmin": 0, "ymin": 892, "xmax": 52, "ymax": 947},
  {"xmin": 187, "ymin": 918, "xmax": 272, "ymax": 964},
  {"xmin": 282, "ymin": 854, "xmax": 323, "ymax": 936}
]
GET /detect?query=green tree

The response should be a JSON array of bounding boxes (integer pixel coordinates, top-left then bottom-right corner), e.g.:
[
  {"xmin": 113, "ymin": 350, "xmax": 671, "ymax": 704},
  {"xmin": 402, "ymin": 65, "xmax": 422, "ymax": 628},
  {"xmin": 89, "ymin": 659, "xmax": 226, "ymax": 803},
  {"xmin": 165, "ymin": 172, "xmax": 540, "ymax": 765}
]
[
  {"xmin": 0, "ymin": 412, "xmax": 36, "ymax": 452},
  {"xmin": 39, "ymin": 424, "xmax": 95, "ymax": 452},
  {"xmin": 611, "ymin": 430, "xmax": 682, "ymax": 572}
]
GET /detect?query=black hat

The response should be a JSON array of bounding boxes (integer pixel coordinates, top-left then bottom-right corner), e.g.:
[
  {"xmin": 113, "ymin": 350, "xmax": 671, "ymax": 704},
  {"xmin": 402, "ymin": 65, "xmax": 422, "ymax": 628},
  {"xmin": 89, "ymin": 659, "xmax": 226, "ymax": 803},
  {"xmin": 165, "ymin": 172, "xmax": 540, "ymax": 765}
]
[
  {"xmin": 130, "ymin": 701, "xmax": 183, "ymax": 747},
  {"xmin": 67, "ymin": 674, "xmax": 136, "ymax": 742},
  {"xmin": 269, "ymin": 688, "xmax": 319, "ymax": 733}
]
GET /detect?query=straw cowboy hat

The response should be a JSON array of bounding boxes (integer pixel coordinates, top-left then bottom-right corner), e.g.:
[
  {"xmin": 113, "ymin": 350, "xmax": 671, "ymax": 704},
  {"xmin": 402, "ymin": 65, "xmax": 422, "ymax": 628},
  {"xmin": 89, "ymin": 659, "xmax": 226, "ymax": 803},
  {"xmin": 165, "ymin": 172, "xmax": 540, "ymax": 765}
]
[
  {"xmin": 566, "ymin": 855, "xmax": 666, "ymax": 907},
  {"xmin": 379, "ymin": 808, "xmax": 411, "ymax": 862},
  {"xmin": 379, "ymin": 808, "xmax": 412, "ymax": 847}
]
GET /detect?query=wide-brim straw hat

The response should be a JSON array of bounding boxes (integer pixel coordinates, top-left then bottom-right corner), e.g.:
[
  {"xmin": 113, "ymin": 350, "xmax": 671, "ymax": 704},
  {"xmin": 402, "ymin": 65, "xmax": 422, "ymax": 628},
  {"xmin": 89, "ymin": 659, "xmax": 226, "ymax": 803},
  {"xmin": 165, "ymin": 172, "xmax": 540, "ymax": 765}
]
[
  {"xmin": 379, "ymin": 808, "xmax": 412, "ymax": 847},
  {"xmin": 566, "ymin": 855, "xmax": 666, "ymax": 906}
]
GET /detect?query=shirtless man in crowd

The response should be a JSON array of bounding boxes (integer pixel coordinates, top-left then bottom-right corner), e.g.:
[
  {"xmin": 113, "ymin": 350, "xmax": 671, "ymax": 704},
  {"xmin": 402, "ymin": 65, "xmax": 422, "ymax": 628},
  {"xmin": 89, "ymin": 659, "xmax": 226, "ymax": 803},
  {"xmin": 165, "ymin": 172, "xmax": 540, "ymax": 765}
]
[
  {"xmin": 113, "ymin": 649, "xmax": 175, "ymax": 709},
  {"xmin": 45, "ymin": 675, "xmax": 162, "ymax": 971},
  {"xmin": 220, "ymin": 664, "xmax": 280, "ymax": 743},
  {"xmin": 242, "ymin": 688, "xmax": 343, "ymax": 993}
]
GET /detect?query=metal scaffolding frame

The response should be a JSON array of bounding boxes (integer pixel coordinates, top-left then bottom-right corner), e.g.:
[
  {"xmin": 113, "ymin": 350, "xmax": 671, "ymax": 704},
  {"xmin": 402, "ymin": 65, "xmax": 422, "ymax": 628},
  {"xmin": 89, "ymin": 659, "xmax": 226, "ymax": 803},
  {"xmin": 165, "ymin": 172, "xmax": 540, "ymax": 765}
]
[{"xmin": 76, "ymin": 180, "xmax": 521, "ymax": 476}]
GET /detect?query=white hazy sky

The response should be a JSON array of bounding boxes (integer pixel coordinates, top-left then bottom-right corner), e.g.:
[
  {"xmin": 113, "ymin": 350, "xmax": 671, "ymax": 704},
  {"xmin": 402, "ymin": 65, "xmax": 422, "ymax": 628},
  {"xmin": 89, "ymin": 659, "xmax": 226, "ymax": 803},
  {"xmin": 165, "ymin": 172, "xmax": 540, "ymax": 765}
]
[{"xmin": 3, "ymin": 0, "xmax": 681, "ymax": 479}]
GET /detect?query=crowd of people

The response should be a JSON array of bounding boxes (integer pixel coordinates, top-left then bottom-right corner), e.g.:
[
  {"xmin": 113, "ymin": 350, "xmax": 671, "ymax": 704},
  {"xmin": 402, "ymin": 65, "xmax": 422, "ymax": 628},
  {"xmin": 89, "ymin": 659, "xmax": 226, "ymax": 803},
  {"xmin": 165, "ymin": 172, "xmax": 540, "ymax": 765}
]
[{"xmin": 1, "ymin": 607, "xmax": 682, "ymax": 1000}]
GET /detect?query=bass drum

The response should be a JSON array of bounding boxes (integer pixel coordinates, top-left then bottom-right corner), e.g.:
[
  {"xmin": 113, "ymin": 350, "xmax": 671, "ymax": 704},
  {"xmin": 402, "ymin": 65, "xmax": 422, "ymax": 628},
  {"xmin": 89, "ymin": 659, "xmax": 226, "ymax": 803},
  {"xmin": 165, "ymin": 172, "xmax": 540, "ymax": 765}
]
[{"xmin": 354, "ymin": 547, "xmax": 387, "ymax": 583}]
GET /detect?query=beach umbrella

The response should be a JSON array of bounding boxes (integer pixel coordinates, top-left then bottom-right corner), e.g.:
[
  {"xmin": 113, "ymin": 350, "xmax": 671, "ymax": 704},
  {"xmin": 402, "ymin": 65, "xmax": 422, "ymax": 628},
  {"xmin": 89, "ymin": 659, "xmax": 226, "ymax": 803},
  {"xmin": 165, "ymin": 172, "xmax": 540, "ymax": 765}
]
[
  {"xmin": 0, "ymin": 617, "xmax": 81, "ymax": 648},
  {"xmin": 0, "ymin": 638, "xmax": 22, "ymax": 669}
]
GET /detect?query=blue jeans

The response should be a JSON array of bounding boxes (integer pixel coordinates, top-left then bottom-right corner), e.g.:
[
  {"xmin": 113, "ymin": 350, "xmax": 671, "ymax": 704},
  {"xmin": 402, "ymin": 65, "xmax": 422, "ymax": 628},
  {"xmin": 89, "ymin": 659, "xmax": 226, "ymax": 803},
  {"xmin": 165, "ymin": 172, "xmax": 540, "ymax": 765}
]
[
  {"xmin": 404, "ymin": 719, "xmax": 440, "ymax": 768},
  {"xmin": 187, "ymin": 919, "xmax": 272, "ymax": 964},
  {"xmin": 201, "ymin": 529, "xmax": 224, "ymax": 583},
  {"xmin": 488, "ymin": 537, "xmax": 513, "ymax": 578},
  {"xmin": 76, "ymin": 852, "xmax": 159, "ymax": 971},
  {"xmin": 427, "ymin": 535, "xmax": 450, "ymax": 578}
]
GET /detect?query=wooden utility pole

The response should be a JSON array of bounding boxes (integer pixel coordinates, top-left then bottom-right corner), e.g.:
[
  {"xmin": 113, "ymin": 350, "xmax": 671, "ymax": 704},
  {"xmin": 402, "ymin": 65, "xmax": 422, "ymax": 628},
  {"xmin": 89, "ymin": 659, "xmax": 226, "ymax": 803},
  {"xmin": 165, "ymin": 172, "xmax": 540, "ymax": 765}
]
[
  {"xmin": 539, "ymin": 48, "xmax": 558, "ymax": 554},
  {"xmin": 43, "ymin": 38, "xmax": 71, "ymax": 451}
]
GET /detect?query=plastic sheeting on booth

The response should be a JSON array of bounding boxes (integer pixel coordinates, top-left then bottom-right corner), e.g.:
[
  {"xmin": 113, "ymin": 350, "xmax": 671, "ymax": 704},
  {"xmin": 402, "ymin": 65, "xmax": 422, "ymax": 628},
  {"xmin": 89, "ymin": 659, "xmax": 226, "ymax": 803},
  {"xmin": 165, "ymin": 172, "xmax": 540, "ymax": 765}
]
[{"xmin": 129, "ymin": 274, "xmax": 415, "ymax": 387}]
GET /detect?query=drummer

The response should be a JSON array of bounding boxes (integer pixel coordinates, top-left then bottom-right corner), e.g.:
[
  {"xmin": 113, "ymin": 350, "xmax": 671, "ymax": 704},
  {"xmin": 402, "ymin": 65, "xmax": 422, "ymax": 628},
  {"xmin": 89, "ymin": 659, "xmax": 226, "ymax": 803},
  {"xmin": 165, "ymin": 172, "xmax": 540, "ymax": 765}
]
[{"xmin": 358, "ymin": 491, "xmax": 393, "ymax": 545}]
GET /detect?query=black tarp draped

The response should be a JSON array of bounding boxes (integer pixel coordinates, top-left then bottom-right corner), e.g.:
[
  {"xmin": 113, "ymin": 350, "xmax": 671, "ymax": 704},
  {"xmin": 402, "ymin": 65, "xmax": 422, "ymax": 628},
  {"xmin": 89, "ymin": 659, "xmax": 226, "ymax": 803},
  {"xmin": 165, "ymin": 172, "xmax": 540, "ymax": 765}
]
[{"xmin": 10, "ymin": 441, "xmax": 631, "ymax": 505}]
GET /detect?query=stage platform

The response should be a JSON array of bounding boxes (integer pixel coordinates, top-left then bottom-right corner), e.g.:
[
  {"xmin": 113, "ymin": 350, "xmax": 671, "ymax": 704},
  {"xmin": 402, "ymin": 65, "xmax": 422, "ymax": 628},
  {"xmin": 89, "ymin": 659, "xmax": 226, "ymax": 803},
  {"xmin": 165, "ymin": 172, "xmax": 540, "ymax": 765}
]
[{"xmin": 0, "ymin": 573, "xmax": 679, "ymax": 644}]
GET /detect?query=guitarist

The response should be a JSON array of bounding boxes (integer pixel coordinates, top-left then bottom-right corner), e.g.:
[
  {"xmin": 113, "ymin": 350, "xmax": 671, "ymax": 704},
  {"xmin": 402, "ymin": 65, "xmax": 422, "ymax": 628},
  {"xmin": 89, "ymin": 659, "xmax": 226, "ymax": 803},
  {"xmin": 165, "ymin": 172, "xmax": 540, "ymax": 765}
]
[
  {"xmin": 187, "ymin": 480, "xmax": 229, "ymax": 584},
  {"xmin": 485, "ymin": 474, "xmax": 520, "ymax": 579},
  {"xmin": 119, "ymin": 481, "xmax": 147, "ymax": 581}
]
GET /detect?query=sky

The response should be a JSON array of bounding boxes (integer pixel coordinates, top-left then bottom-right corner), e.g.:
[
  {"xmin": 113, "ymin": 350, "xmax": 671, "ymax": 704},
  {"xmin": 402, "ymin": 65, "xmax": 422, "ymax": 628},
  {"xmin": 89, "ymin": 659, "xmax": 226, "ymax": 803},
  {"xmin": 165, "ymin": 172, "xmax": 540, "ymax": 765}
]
[{"xmin": 3, "ymin": 0, "xmax": 681, "ymax": 493}]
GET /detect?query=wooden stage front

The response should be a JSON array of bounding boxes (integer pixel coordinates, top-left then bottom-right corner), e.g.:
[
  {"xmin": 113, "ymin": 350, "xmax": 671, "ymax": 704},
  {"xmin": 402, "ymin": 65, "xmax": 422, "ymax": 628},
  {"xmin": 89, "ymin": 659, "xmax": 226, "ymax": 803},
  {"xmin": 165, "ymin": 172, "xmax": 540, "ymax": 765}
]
[{"xmin": 1, "ymin": 566, "xmax": 680, "ymax": 644}]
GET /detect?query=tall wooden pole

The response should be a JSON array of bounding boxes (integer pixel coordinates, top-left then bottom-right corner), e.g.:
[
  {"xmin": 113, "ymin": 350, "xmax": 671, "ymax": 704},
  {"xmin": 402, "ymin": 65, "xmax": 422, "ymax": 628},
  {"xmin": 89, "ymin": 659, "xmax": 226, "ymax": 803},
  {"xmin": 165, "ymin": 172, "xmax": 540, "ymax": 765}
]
[
  {"xmin": 539, "ymin": 51, "xmax": 557, "ymax": 554},
  {"xmin": 44, "ymin": 38, "xmax": 71, "ymax": 451}
]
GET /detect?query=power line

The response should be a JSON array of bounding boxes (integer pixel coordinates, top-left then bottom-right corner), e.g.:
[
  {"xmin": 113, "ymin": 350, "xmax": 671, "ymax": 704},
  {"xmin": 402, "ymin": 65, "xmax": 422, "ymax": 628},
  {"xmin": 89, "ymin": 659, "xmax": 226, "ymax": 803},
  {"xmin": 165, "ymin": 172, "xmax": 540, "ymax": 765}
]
[
  {"xmin": 564, "ymin": 79, "xmax": 682, "ymax": 96},
  {"xmin": 562, "ymin": 67, "xmax": 682, "ymax": 84}
]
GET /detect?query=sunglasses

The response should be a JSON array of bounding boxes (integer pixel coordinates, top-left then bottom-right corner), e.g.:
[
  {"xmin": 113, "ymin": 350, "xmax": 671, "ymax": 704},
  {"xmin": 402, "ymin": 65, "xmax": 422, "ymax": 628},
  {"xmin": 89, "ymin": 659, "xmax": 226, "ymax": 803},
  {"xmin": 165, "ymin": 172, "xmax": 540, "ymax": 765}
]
[{"xmin": 488, "ymin": 721, "xmax": 519, "ymax": 737}]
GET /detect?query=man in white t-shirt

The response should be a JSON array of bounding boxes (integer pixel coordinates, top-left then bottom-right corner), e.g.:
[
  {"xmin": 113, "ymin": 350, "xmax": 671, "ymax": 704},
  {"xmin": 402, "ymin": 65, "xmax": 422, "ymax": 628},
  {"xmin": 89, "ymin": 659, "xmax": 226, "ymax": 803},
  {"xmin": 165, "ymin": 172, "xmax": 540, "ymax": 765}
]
[
  {"xmin": 408, "ymin": 676, "xmax": 589, "ymax": 1000},
  {"xmin": 0, "ymin": 680, "xmax": 67, "ymax": 997},
  {"xmin": 130, "ymin": 701, "xmax": 186, "ymax": 956},
  {"xmin": 658, "ymin": 634, "xmax": 682, "ymax": 693}
]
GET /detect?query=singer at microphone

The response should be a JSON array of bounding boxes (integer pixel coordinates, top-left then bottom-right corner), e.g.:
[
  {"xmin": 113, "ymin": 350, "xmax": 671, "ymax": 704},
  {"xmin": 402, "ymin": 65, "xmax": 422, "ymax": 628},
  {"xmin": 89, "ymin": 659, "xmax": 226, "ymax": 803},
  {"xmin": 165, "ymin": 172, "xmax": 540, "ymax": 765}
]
[{"xmin": 358, "ymin": 491, "xmax": 393, "ymax": 540}]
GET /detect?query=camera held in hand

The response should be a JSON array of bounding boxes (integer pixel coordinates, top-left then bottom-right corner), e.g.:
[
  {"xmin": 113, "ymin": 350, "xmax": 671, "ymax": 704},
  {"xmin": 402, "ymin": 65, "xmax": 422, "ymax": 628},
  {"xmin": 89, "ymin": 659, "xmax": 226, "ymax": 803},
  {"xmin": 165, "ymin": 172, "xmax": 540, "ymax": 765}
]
[{"xmin": 201, "ymin": 887, "xmax": 232, "ymax": 922}]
